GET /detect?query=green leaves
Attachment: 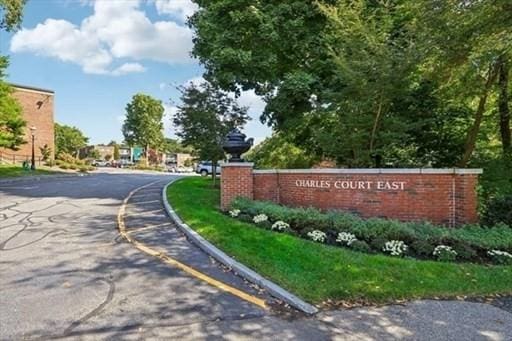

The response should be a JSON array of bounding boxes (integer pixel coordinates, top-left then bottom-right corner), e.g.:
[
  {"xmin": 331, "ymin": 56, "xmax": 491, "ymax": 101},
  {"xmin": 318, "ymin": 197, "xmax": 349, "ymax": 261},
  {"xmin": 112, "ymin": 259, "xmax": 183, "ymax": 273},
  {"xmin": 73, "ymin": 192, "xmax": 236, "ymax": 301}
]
[
  {"xmin": 0, "ymin": 0, "xmax": 27, "ymax": 32},
  {"xmin": 173, "ymin": 81, "xmax": 250, "ymax": 163},
  {"xmin": 54, "ymin": 123, "xmax": 88, "ymax": 156},
  {"xmin": 122, "ymin": 93, "xmax": 165, "ymax": 153},
  {"xmin": 0, "ymin": 59, "xmax": 25, "ymax": 150}
]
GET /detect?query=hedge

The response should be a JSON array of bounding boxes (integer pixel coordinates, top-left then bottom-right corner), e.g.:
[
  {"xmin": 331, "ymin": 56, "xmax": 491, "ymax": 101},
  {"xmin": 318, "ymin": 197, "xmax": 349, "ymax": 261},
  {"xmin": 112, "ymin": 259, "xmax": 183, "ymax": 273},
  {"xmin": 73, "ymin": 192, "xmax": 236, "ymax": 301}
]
[{"xmin": 230, "ymin": 197, "xmax": 512, "ymax": 264}]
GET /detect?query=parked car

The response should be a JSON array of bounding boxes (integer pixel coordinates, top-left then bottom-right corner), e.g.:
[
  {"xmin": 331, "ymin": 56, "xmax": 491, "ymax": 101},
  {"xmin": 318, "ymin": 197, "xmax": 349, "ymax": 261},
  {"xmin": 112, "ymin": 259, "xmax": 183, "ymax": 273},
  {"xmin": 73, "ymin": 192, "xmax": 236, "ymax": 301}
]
[
  {"xmin": 195, "ymin": 161, "xmax": 221, "ymax": 176},
  {"xmin": 91, "ymin": 159, "xmax": 111, "ymax": 167}
]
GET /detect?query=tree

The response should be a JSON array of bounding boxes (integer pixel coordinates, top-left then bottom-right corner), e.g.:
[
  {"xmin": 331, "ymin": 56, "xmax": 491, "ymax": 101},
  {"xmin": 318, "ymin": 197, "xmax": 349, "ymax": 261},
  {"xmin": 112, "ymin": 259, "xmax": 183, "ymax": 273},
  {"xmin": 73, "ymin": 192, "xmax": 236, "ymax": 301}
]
[
  {"xmin": 0, "ymin": 0, "xmax": 27, "ymax": 32},
  {"xmin": 87, "ymin": 149, "xmax": 100, "ymax": 160},
  {"xmin": 245, "ymin": 133, "xmax": 318, "ymax": 169},
  {"xmin": 189, "ymin": 1, "xmax": 422, "ymax": 166},
  {"xmin": 0, "ymin": 0, "xmax": 27, "ymax": 151},
  {"xmin": 39, "ymin": 144, "xmax": 51, "ymax": 161},
  {"xmin": 173, "ymin": 81, "xmax": 250, "ymax": 185},
  {"xmin": 0, "ymin": 72, "xmax": 25, "ymax": 150},
  {"xmin": 113, "ymin": 144, "xmax": 120, "ymax": 160},
  {"xmin": 163, "ymin": 138, "xmax": 194, "ymax": 154},
  {"xmin": 190, "ymin": 0, "xmax": 512, "ymax": 167},
  {"xmin": 122, "ymin": 94, "xmax": 164, "ymax": 166},
  {"xmin": 410, "ymin": 0, "xmax": 512, "ymax": 165},
  {"xmin": 497, "ymin": 55, "xmax": 511, "ymax": 155},
  {"xmin": 54, "ymin": 123, "xmax": 89, "ymax": 157}
]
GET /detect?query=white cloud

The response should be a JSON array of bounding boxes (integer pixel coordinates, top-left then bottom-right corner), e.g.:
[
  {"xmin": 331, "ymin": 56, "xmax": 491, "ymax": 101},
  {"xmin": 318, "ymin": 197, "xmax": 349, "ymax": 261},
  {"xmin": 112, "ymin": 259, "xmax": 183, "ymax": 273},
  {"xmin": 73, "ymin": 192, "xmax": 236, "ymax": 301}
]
[
  {"xmin": 111, "ymin": 63, "xmax": 146, "ymax": 76},
  {"xmin": 10, "ymin": 0, "xmax": 194, "ymax": 75},
  {"xmin": 154, "ymin": 0, "xmax": 198, "ymax": 21}
]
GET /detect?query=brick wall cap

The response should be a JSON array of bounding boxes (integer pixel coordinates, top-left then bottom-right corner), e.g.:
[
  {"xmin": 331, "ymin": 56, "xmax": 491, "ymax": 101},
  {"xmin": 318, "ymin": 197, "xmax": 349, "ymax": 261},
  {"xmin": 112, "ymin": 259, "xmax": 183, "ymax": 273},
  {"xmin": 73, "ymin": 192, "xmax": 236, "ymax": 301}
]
[
  {"xmin": 219, "ymin": 162, "xmax": 254, "ymax": 167},
  {"xmin": 253, "ymin": 168, "xmax": 483, "ymax": 175}
]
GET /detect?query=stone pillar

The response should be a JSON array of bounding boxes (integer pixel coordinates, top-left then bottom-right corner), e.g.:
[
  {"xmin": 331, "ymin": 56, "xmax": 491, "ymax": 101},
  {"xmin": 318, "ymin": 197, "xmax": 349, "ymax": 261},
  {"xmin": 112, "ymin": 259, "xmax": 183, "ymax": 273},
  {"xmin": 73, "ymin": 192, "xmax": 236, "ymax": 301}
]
[
  {"xmin": 455, "ymin": 173, "xmax": 480, "ymax": 225},
  {"xmin": 220, "ymin": 162, "xmax": 254, "ymax": 211}
]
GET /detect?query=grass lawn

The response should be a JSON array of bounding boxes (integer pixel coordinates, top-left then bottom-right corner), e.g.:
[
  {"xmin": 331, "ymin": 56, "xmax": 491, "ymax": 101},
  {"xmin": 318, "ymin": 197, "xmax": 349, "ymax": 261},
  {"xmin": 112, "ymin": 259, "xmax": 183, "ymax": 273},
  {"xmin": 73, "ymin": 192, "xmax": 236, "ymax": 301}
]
[
  {"xmin": 167, "ymin": 177, "xmax": 512, "ymax": 305},
  {"xmin": 0, "ymin": 164, "xmax": 59, "ymax": 178}
]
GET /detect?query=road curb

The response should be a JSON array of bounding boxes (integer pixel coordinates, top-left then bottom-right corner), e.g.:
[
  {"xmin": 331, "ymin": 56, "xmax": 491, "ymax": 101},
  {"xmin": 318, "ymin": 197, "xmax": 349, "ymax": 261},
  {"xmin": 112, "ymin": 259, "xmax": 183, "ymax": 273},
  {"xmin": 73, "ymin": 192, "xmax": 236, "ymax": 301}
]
[{"xmin": 162, "ymin": 179, "xmax": 319, "ymax": 315}]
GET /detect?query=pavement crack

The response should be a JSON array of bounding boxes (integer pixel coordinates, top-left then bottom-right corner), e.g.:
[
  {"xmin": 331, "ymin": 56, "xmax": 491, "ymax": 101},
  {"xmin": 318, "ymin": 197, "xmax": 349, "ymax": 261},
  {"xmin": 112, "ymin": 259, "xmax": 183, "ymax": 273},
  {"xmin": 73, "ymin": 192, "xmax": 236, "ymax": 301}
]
[{"xmin": 62, "ymin": 277, "xmax": 116, "ymax": 337}]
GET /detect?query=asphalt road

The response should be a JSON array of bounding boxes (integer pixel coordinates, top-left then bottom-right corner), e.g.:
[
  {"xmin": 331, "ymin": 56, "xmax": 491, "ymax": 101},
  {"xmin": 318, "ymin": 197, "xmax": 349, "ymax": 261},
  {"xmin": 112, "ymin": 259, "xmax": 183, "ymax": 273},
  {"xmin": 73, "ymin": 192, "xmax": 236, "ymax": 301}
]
[{"xmin": 1, "ymin": 172, "xmax": 511, "ymax": 340}]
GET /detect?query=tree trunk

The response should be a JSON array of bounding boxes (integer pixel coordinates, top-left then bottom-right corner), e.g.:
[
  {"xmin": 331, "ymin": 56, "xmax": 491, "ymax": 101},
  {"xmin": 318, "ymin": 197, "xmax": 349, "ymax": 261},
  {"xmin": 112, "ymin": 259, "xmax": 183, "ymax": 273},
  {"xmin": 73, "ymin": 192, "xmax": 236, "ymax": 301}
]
[
  {"xmin": 458, "ymin": 63, "xmax": 499, "ymax": 167},
  {"xmin": 498, "ymin": 56, "xmax": 511, "ymax": 154},
  {"xmin": 369, "ymin": 95, "xmax": 384, "ymax": 153}
]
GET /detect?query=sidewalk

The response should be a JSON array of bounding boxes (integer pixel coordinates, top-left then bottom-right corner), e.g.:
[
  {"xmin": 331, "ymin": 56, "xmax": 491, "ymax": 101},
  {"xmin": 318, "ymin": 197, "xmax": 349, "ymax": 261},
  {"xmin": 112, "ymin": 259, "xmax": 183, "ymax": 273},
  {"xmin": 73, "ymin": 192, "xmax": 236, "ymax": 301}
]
[{"xmin": 120, "ymin": 179, "xmax": 512, "ymax": 340}]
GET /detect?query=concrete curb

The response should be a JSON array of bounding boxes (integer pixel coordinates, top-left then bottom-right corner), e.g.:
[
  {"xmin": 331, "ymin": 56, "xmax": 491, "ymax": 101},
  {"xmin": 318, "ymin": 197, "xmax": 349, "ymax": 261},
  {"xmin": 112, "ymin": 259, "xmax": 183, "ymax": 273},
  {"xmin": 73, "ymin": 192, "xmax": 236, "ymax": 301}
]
[
  {"xmin": 162, "ymin": 179, "xmax": 319, "ymax": 315},
  {"xmin": 0, "ymin": 172, "xmax": 89, "ymax": 185}
]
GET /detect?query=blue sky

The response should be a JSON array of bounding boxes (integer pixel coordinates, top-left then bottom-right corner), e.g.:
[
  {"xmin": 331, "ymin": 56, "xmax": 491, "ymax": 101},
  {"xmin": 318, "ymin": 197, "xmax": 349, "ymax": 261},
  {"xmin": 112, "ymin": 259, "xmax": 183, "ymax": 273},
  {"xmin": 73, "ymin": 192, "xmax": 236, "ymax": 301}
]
[{"xmin": 0, "ymin": 0, "xmax": 271, "ymax": 145}]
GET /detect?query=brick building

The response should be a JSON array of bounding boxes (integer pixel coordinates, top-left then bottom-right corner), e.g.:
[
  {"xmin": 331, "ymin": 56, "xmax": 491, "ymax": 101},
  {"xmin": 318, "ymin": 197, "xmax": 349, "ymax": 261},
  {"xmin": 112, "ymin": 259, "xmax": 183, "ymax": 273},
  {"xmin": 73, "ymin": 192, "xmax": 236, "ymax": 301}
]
[{"xmin": 0, "ymin": 84, "xmax": 55, "ymax": 162}]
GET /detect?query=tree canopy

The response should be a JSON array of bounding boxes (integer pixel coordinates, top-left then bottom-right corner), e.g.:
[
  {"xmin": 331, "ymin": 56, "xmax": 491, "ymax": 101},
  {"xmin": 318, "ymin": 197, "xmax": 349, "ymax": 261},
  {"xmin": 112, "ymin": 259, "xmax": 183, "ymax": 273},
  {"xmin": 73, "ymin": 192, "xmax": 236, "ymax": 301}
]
[
  {"xmin": 173, "ymin": 81, "xmax": 250, "ymax": 183},
  {"xmin": 189, "ymin": 0, "xmax": 512, "ymax": 167},
  {"xmin": 122, "ymin": 93, "xmax": 165, "ymax": 164},
  {"xmin": 54, "ymin": 123, "xmax": 89, "ymax": 157},
  {"xmin": 0, "ymin": 0, "xmax": 26, "ymax": 151},
  {"xmin": 245, "ymin": 133, "xmax": 318, "ymax": 169}
]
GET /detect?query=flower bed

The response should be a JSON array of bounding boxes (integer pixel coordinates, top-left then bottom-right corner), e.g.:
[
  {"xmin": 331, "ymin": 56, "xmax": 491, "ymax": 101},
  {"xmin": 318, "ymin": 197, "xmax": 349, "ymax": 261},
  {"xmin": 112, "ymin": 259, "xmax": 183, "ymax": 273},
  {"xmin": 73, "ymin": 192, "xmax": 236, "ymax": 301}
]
[{"xmin": 230, "ymin": 197, "xmax": 512, "ymax": 264}]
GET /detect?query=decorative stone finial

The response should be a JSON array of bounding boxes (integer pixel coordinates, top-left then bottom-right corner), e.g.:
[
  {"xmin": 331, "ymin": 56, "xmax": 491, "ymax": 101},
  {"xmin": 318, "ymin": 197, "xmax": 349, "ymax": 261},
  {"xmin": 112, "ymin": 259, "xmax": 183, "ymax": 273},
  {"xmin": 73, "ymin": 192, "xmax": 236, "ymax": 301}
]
[{"xmin": 222, "ymin": 129, "xmax": 253, "ymax": 162}]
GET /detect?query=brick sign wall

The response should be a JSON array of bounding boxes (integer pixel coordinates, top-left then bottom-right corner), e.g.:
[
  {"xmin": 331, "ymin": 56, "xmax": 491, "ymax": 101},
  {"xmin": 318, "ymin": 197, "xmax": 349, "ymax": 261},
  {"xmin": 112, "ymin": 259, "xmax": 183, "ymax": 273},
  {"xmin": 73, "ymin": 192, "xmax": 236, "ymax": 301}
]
[{"xmin": 221, "ymin": 164, "xmax": 482, "ymax": 226}]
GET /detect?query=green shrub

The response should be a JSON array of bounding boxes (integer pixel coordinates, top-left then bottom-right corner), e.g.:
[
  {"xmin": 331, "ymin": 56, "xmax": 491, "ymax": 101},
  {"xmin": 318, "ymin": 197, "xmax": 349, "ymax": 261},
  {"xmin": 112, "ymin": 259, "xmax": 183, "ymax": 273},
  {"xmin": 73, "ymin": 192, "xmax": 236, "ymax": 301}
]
[
  {"xmin": 369, "ymin": 236, "xmax": 388, "ymax": 252},
  {"xmin": 448, "ymin": 240, "xmax": 478, "ymax": 261},
  {"xmin": 482, "ymin": 195, "xmax": 512, "ymax": 227},
  {"xmin": 59, "ymin": 163, "xmax": 69, "ymax": 170},
  {"xmin": 230, "ymin": 197, "xmax": 512, "ymax": 263},
  {"xmin": 57, "ymin": 152, "xmax": 77, "ymax": 164},
  {"xmin": 350, "ymin": 240, "xmax": 371, "ymax": 253},
  {"xmin": 487, "ymin": 250, "xmax": 512, "ymax": 265},
  {"xmin": 410, "ymin": 240, "xmax": 435, "ymax": 258},
  {"xmin": 433, "ymin": 245, "xmax": 458, "ymax": 262}
]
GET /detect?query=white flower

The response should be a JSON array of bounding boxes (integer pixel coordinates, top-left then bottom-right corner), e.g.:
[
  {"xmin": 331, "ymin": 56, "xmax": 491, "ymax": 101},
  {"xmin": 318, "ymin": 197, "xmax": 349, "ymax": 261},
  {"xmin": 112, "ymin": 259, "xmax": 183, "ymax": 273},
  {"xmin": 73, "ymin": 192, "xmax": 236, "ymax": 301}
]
[
  {"xmin": 336, "ymin": 232, "xmax": 357, "ymax": 246},
  {"xmin": 253, "ymin": 214, "xmax": 268, "ymax": 224},
  {"xmin": 271, "ymin": 221, "xmax": 289, "ymax": 231},
  {"xmin": 307, "ymin": 230, "xmax": 327, "ymax": 243},
  {"xmin": 433, "ymin": 245, "xmax": 457, "ymax": 257},
  {"xmin": 383, "ymin": 240, "xmax": 408, "ymax": 256},
  {"xmin": 488, "ymin": 250, "xmax": 512, "ymax": 258},
  {"xmin": 229, "ymin": 209, "xmax": 241, "ymax": 218}
]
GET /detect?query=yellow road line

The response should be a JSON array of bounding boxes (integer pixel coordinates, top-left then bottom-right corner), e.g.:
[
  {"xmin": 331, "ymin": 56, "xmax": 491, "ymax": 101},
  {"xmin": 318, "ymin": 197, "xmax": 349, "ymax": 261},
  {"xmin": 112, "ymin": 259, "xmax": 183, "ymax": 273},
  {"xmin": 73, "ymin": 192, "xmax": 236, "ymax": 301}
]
[{"xmin": 117, "ymin": 181, "xmax": 267, "ymax": 310}]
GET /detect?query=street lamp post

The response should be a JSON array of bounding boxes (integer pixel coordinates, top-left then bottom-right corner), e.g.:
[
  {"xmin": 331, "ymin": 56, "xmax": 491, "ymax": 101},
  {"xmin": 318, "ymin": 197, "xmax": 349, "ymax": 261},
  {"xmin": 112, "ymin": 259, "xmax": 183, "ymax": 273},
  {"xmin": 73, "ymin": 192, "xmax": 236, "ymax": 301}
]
[{"xmin": 30, "ymin": 126, "xmax": 36, "ymax": 171}]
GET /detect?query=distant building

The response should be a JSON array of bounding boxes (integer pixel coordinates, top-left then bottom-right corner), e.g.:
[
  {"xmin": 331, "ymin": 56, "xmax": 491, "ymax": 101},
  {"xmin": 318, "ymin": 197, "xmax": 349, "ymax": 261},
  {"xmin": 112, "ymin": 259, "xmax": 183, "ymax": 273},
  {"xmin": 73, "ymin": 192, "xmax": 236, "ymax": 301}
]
[
  {"xmin": 119, "ymin": 146, "xmax": 131, "ymax": 161},
  {"xmin": 165, "ymin": 153, "xmax": 194, "ymax": 168},
  {"xmin": 0, "ymin": 84, "xmax": 55, "ymax": 163},
  {"xmin": 79, "ymin": 145, "xmax": 114, "ymax": 160}
]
